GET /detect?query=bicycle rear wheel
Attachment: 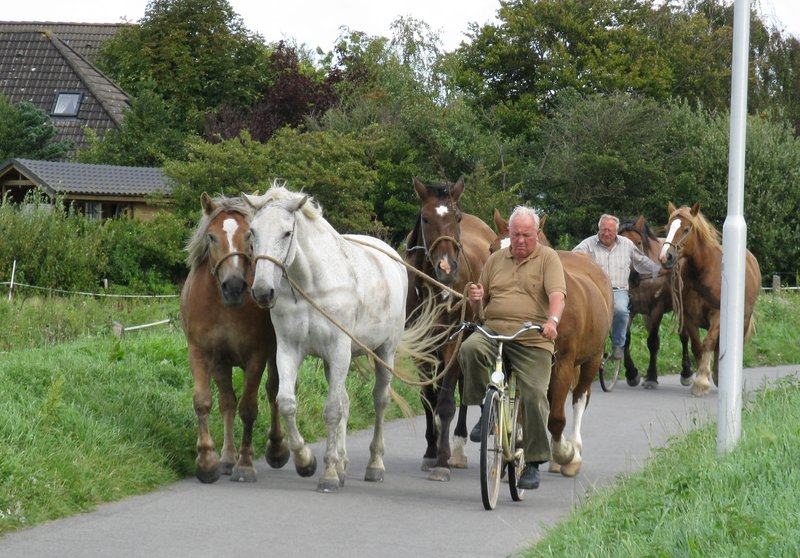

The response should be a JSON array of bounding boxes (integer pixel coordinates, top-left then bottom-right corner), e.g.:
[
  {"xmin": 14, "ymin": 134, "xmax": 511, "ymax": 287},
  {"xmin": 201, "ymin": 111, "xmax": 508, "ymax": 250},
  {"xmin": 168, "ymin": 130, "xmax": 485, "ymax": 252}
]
[
  {"xmin": 507, "ymin": 390, "xmax": 526, "ymax": 502},
  {"xmin": 480, "ymin": 388, "xmax": 502, "ymax": 510},
  {"xmin": 599, "ymin": 353, "xmax": 620, "ymax": 392}
]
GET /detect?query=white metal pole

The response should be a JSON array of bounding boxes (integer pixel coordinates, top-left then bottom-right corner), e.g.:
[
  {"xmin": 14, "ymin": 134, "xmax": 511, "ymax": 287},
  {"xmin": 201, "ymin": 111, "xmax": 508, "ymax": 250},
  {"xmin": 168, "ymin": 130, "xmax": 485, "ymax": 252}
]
[
  {"xmin": 7, "ymin": 259, "xmax": 16, "ymax": 302},
  {"xmin": 718, "ymin": 0, "xmax": 751, "ymax": 454}
]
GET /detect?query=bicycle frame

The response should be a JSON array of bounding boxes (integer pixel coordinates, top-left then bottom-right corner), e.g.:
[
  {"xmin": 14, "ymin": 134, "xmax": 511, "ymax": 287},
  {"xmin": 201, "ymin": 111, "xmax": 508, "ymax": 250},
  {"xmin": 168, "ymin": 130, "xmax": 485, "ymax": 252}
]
[{"xmin": 487, "ymin": 342, "xmax": 521, "ymax": 464}]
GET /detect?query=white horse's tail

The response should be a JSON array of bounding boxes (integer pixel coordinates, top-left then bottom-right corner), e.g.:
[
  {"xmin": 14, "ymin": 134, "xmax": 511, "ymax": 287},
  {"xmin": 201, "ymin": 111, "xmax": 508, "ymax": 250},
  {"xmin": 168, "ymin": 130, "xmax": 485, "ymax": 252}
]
[{"xmin": 395, "ymin": 287, "xmax": 454, "ymax": 383}]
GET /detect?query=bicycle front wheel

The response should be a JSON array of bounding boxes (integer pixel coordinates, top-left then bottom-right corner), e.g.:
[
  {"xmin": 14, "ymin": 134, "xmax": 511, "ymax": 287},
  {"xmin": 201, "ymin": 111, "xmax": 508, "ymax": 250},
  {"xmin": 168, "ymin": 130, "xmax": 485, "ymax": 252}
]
[
  {"xmin": 599, "ymin": 354, "xmax": 620, "ymax": 392},
  {"xmin": 480, "ymin": 388, "xmax": 502, "ymax": 510},
  {"xmin": 507, "ymin": 391, "xmax": 526, "ymax": 502}
]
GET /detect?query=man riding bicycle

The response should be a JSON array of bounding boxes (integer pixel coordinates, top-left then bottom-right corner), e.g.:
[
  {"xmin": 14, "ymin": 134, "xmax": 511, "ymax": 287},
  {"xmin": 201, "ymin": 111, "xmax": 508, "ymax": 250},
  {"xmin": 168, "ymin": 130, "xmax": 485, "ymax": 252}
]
[{"xmin": 458, "ymin": 206, "xmax": 566, "ymax": 490}]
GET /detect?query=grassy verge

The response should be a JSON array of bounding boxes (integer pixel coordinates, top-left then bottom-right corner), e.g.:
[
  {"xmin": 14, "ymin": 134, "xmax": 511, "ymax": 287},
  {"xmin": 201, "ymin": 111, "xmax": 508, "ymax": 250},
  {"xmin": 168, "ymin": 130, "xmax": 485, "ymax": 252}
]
[
  {"xmin": 0, "ymin": 295, "xmax": 180, "ymax": 351},
  {"xmin": 626, "ymin": 291, "xmax": 800, "ymax": 374},
  {"xmin": 0, "ymin": 329, "xmax": 422, "ymax": 535},
  {"xmin": 523, "ymin": 375, "xmax": 800, "ymax": 556}
]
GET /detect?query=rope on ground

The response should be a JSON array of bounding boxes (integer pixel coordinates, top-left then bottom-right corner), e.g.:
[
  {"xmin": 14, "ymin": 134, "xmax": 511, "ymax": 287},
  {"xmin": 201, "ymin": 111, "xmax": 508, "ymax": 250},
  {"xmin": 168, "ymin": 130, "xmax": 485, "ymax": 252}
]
[{"xmin": 0, "ymin": 281, "xmax": 179, "ymax": 299}]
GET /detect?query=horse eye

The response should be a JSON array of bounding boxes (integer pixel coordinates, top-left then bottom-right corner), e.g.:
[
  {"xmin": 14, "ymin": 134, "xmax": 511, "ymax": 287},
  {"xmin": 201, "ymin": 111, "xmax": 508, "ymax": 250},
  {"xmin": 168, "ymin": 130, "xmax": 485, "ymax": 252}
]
[
  {"xmin": 207, "ymin": 234, "xmax": 216, "ymax": 243},
  {"xmin": 456, "ymin": 213, "xmax": 462, "ymax": 222},
  {"xmin": 421, "ymin": 217, "xmax": 429, "ymax": 224},
  {"xmin": 284, "ymin": 231, "xmax": 292, "ymax": 238}
]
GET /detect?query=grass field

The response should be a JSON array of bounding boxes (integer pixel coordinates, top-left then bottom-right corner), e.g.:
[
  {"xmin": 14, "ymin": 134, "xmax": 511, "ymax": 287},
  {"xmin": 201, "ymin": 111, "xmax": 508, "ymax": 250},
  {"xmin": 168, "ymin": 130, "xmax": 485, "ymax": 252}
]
[{"xmin": 523, "ymin": 375, "xmax": 800, "ymax": 556}]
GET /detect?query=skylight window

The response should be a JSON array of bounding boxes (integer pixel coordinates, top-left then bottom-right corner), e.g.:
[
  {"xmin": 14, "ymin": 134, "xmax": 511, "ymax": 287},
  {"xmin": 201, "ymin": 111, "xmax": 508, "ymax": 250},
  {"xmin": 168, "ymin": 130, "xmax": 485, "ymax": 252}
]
[{"xmin": 52, "ymin": 92, "xmax": 82, "ymax": 117}]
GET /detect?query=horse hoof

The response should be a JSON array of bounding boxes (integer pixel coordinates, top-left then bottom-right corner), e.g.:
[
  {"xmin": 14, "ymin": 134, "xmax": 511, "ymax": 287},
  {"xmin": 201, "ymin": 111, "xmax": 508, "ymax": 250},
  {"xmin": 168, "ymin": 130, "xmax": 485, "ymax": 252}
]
[
  {"xmin": 547, "ymin": 461, "xmax": 561, "ymax": 474},
  {"xmin": 680, "ymin": 374, "xmax": 693, "ymax": 387},
  {"xmin": 691, "ymin": 383, "xmax": 710, "ymax": 397},
  {"xmin": 218, "ymin": 460, "xmax": 235, "ymax": 476},
  {"xmin": 365, "ymin": 467, "xmax": 384, "ymax": 483},
  {"xmin": 560, "ymin": 460, "xmax": 582, "ymax": 477},
  {"xmin": 266, "ymin": 441, "xmax": 291, "ymax": 469},
  {"xmin": 337, "ymin": 471, "xmax": 346, "ymax": 487},
  {"xmin": 230, "ymin": 466, "xmax": 257, "ymax": 483},
  {"xmin": 643, "ymin": 380, "xmax": 658, "ymax": 390},
  {"xmin": 317, "ymin": 477, "xmax": 340, "ymax": 493},
  {"xmin": 296, "ymin": 455, "xmax": 317, "ymax": 478},
  {"xmin": 421, "ymin": 457, "xmax": 437, "ymax": 471},
  {"xmin": 627, "ymin": 374, "xmax": 641, "ymax": 387},
  {"xmin": 448, "ymin": 455, "xmax": 468, "ymax": 469},
  {"xmin": 427, "ymin": 467, "xmax": 451, "ymax": 482},
  {"xmin": 196, "ymin": 467, "xmax": 220, "ymax": 484}
]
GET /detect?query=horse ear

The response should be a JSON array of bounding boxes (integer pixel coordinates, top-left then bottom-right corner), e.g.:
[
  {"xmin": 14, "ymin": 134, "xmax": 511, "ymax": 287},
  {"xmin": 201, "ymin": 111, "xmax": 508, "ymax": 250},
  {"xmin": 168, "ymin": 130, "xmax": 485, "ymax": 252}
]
[
  {"xmin": 539, "ymin": 214, "xmax": 547, "ymax": 231},
  {"xmin": 493, "ymin": 208, "xmax": 508, "ymax": 233},
  {"xmin": 413, "ymin": 177, "xmax": 427, "ymax": 200},
  {"xmin": 243, "ymin": 193, "xmax": 264, "ymax": 210},
  {"xmin": 667, "ymin": 202, "xmax": 677, "ymax": 215},
  {"xmin": 690, "ymin": 202, "xmax": 701, "ymax": 216},
  {"xmin": 200, "ymin": 192, "xmax": 216, "ymax": 215},
  {"xmin": 451, "ymin": 176, "xmax": 465, "ymax": 200},
  {"xmin": 290, "ymin": 195, "xmax": 309, "ymax": 212},
  {"xmin": 635, "ymin": 215, "xmax": 645, "ymax": 230}
]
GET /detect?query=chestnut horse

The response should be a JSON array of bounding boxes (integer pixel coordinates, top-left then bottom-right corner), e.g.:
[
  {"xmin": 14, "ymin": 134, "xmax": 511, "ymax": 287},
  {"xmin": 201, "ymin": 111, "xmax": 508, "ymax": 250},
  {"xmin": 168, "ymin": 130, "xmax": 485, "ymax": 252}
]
[
  {"xmin": 404, "ymin": 177, "xmax": 496, "ymax": 481},
  {"xmin": 660, "ymin": 202, "xmax": 761, "ymax": 396},
  {"xmin": 491, "ymin": 210, "xmax": 612, "ymax": 476},
  {"xmin": 180, "ymin": 193, "xmax": 289, "ymax": 483},
  {"xmin": 618, "ymin": 216, "xmax": 693, "ymax": 388}
]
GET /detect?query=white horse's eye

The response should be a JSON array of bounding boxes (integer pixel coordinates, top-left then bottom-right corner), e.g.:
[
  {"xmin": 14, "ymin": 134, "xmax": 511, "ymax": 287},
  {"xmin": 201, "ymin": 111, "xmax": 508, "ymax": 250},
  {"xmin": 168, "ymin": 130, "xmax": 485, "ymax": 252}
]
[{"xmin": 284, "ymin": 231, "xmax": 292, "ymax": 238}]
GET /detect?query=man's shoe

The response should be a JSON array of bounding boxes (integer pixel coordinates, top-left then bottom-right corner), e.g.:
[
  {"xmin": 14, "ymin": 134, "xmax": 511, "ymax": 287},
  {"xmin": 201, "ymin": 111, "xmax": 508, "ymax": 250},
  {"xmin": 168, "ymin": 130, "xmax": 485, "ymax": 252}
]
[
  {"xmin": 611, "ymin": 345, "xmax": 624, "ymax": 360},
  {"xmin": 517, "ymin": 463, "xmax": 540, "ymax": 490},
  {"xmin": 469, "ymin": 419, "xmax": 482, "ymax": 443}
]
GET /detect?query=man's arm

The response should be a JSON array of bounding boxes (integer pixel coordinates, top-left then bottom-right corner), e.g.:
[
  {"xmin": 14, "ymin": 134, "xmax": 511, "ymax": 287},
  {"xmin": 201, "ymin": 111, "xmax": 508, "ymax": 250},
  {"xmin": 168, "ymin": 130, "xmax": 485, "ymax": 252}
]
[
  {"xmin": 630, "ymin": 244, "xmax": 662, "ymax": 278},
  {"xmin": 572, "ymin": 237, "xmax": 591, "ymax": 254},
  {"xmin": 542, "ymin": 291, "xmax": 565, "ymax": 341}
]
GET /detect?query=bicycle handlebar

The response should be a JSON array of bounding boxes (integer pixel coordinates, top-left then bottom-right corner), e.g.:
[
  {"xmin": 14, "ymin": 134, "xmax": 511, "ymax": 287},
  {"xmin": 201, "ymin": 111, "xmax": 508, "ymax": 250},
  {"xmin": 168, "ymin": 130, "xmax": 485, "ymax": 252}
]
[{"xmin": 448, "ymin": 321, "xmax": 542, "ymax": 342}]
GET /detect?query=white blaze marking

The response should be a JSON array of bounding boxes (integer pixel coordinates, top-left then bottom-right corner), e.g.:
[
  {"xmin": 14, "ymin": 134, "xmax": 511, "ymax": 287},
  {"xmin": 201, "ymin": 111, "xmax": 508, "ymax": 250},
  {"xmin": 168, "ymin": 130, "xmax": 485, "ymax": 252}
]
[
  {"xmin": 435, "ymin": 205, "xmax": 449, "ymax": 216},
  {"xmin": 500, "ymin": 237, "xmax": 511, "ymax": 249},
  {"xmin": 660, "ymin": 219, "xmax": 682, "ymax": 260},
  {"xmin": 222, "ymin": 218, "xmax": 239, "ymax": 266}
]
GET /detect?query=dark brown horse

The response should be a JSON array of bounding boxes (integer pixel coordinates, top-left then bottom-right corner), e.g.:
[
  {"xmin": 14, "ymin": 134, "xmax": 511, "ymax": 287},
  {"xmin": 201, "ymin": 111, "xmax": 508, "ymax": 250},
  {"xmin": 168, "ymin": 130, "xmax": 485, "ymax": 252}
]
[
  {"xmin": 659, "ymin": 202, "xmax": 761, "ymax": 396},
  {"xmin": 404, "ymin": 177, "xmax": 496, "ymax": 481},
  {"xmin": 180, "ymin": 193, "xmax": 289, "ymax": 483},
  {"xmin": 491, "ymin": 211, "xmax": 612, "ymax": 476},
  {"xmin": 619, "ymin": 216, "xmax": 693, "ymax": 388}
]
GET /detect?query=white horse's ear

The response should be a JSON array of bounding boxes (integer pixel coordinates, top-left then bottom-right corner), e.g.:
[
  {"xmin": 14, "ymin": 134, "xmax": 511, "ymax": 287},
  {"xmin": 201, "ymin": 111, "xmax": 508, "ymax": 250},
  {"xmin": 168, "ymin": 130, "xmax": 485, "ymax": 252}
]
[
  {"xmin": 201, "ymin": 192, "xmax": 216, "ymax": 215},
  {"xmin": 290, "ymin": 195, "xmax": 308, "ymax": 212},
  {"xmin": 690, "ymin": 202, "xmax": 701, "ymax": 216},
  {"xmin": 244, "ymin": 193, "xmax": 264, "ymax": 210}
]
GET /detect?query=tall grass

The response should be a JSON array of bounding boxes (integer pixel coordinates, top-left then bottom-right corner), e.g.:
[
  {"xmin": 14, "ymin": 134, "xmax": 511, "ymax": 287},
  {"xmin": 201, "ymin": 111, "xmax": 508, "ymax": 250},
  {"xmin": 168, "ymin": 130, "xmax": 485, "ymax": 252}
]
[
  {"xmin": 523, "ymin": 375, "xmax": 800, "ymax": 556},
  {"xmin": 0, "ymin": 330, "xmax": 422, "ymax": 534}
]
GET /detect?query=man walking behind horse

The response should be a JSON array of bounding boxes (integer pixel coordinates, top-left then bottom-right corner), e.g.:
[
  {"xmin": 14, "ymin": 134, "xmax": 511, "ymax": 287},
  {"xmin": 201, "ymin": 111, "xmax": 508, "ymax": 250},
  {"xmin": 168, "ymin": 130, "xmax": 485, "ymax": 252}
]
[
  {"xmin": 458, "ymin": 206, "xmax": 566, "ymax": 490},
  {"xmin": 573, "ymin": 214, "xmax": 662, "ymax": 360}
]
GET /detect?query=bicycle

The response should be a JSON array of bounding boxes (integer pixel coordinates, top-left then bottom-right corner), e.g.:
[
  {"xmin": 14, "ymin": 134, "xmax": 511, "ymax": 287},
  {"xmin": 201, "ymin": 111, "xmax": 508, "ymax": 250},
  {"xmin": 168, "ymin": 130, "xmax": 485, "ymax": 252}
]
[
  {"xmin": 451, "ymin": 320, "xmax": 542, "ymax": 510},
  {"xmin": 598, "ymin": 337, "xmax": 621, "ymax": 392}
]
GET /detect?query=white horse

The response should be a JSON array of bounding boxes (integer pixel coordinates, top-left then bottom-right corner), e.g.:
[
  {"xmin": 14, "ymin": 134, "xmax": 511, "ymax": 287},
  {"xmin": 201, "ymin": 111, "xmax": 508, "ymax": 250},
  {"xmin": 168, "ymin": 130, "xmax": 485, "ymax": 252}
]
[{"xmin": 245, "ymin": 186, "xmax": 423, "ymax": 492}]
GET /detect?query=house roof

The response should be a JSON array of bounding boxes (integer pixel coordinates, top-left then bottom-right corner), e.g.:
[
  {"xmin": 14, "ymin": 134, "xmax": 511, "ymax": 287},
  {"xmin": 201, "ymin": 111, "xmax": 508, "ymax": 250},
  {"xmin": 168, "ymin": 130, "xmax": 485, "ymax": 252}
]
[
  {"xmin": 0, "ymin": 21, "xmax": 128, "ymax": 63},
  {"xmin": 0, "ymin": 158, "xmax": 172, "ymax": 198},
  {"xmin": 0, "ymin": 29, "xmax": 130, "ymax": 149}
]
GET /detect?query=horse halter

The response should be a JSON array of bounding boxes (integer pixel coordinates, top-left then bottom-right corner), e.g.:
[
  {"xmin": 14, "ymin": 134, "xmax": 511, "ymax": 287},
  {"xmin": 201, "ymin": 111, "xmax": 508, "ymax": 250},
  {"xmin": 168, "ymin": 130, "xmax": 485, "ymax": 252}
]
[
  {"xmin": 406, "ymin": 200, "xmax": 464, "ymax": 270},
  {"xmin": 662, "ymin": 218, "xmax": 693, "ymax": 254},
  {"xmin": 251, "ymin": 210, "xmax": 299, "ymax": 303}
]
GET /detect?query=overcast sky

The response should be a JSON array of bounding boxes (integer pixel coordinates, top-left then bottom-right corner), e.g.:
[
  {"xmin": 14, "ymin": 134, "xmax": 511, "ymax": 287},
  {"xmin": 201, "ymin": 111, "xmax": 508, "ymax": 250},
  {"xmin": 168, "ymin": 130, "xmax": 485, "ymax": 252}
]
[{"xmin": 4, "ymin": 0, "xmax": 799, "ymax": 53}]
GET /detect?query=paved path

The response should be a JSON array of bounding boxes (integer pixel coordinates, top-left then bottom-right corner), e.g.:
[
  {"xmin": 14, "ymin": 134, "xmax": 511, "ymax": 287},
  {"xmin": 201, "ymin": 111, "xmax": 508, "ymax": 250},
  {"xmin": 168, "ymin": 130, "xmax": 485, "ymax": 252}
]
[{"xmin": 2, "ymin": 365, "xmax": 798, "ymax": 557}]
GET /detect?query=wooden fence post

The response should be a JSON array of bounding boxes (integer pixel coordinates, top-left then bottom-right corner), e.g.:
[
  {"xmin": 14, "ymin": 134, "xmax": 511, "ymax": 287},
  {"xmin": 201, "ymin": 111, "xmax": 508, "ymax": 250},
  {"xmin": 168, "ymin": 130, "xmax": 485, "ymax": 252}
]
[
  {"xmin": 7, "ymin": 260, "xmax": 16, "ymax": 302},
  {"xmin": 772, "ymin": 274, "xmax": 781, "ymax": 293}
]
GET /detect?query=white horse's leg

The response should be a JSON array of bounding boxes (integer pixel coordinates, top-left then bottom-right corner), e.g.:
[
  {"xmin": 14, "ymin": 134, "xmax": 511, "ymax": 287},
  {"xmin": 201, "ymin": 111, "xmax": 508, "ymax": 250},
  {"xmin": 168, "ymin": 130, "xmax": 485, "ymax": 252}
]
[
  {"xmin": 365, "ymin": 345, "xmax": 393, "ymax": 483},
  {"xmin": 276, "ymin": 347, "xmax": 316, "ymax": 478},
  {"xmin": 336, "ymin": 390, "xmax": 350, "ymax": 484},
  {"xmin": 318, "ymin": 344, "xmax": 350, "ymax": 493}
]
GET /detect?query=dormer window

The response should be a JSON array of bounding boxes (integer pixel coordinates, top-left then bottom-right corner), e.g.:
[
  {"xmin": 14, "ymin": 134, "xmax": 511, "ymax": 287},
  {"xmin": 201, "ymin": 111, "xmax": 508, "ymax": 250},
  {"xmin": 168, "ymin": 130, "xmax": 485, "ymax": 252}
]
[{"xmin": 52, "ymin": 92, "xmax": 82, "ymax": 117}]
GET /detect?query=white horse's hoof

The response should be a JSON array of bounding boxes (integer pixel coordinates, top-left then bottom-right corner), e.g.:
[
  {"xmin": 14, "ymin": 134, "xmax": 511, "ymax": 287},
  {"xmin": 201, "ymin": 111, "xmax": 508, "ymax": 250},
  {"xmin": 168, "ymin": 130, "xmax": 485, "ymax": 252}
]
[
  {"xmin": 448, "ymin": 454, "xmax": 468, "ymax": 469},
  {"xmin": 691, "ymin": 381, "xmax": 710, "ymax": 397},
  {"xmin": 230, "ymin": 465, "xmax": 257, "ymax": 483},
  {"xmin": 365, "ymin": 467, "xmax": 384, "ymax": 482},
  {"xmin": 547, "ymin": 461, "xmax": 561, "ymax": 474},
  {"xmin": 295, "ymin": 454, "xmax": 317, "ymax": 477},
  {"xmin": 317, "ymin": 477, "xmax": 340, "ymax": 493}
]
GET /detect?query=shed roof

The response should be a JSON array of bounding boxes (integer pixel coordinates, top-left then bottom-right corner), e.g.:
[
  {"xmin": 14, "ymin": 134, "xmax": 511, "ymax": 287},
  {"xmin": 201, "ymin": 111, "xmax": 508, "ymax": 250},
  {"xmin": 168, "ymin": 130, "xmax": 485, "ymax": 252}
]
[{"xmin": 0, "ymin": 158, "xmax": 172, "ymax": 198}]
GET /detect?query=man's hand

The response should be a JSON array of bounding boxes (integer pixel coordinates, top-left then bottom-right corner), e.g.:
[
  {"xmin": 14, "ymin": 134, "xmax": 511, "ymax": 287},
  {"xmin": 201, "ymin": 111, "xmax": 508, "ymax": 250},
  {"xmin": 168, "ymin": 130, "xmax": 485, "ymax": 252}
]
[
  {"xmin": 542, "ymin": 320, "xmax": 558, "ymax": 341},
  {"xmin": 468, "ymin": 283, "xmax": 484, "ymax": 303}
]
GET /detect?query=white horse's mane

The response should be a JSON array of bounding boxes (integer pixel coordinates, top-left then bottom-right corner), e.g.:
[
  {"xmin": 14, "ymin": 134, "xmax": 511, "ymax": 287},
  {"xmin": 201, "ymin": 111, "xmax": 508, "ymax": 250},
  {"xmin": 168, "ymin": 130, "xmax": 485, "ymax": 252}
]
[{"xmin": 257, "ymin": 183, "xmax": 323, "ymax": 220}]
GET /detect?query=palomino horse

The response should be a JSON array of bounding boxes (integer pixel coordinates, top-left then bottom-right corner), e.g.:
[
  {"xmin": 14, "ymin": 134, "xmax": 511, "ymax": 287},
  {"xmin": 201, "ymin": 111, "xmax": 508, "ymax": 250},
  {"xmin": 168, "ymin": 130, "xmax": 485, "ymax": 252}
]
[
  {"xmin": 180, "ymin": 193, "xmax": 289, "ymax": 483},
  {"xmin": 491, "ymin": 211, "xmax": 612, "ymax": 476},
  {"xmin": 660, "ymin": 202, "xmax": 761, "ymax": 396},
  {"xmin": 545, "ymin": 250, "xmax": 612, "ymax": 475},
  {"xmin": 404, "ymin": 177, "xmax": 495, "ymax": 481},
  {"xmin": 619, "ymin": 216, "xmax": 693, "ymax": 388},
  {"xmin": 246, "ymin": 186, "xmax": 439, "ymax": 492}
]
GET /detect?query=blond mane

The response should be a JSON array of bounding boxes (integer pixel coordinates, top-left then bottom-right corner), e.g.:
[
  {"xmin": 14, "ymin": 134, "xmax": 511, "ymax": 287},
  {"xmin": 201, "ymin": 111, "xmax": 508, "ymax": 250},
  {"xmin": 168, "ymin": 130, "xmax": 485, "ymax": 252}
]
[
  {"xmin": 186, "ymin": 195, "xmax": 252, "ymax": 270},
  {"xmin": 672, "ymin": 206, "xmax": 721, "ymax": 248}
]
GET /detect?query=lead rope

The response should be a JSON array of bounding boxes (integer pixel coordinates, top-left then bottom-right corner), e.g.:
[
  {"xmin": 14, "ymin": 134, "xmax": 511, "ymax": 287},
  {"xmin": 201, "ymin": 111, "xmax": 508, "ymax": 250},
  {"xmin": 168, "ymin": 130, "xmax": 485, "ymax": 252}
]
[
  {"xmin": 670, "ymin": 258, "xmax": 685, "ymax": 333},
  {"xmin": 253, "ymin": 253, "xmax": 472, "ymax": 387}
]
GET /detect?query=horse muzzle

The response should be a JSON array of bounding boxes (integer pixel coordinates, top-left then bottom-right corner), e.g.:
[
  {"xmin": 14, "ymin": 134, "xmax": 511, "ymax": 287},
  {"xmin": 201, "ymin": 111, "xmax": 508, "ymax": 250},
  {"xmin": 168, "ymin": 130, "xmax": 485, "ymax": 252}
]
[
  {"xmin": 434, "ymin": 256, "xmax": 459, "ymax": 284},
  {"xmin": 660, "ymin": 246, "xmax": 678, "ymax": 270},
  {"xmin": 250, "ymin": 285, "xmax": 276, "ymax": 309},
  {"xmin": 220, "ymin": 276, "xmax": 247, "ymax": 307}
]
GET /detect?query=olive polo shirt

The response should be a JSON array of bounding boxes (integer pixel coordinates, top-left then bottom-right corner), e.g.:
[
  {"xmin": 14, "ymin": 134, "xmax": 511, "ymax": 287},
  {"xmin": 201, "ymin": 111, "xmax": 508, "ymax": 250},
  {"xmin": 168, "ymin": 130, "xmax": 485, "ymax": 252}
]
[{"xmin": 479, "ymin": 243, "xmax": 567, "ymax": 353}]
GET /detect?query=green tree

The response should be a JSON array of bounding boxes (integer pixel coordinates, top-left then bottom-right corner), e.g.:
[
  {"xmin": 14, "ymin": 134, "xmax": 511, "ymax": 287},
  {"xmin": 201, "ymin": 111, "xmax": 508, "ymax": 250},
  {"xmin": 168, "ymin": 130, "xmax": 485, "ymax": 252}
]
[
  {"xmin": 76, "ymin": 84, "xmax": 190, "ymax": 166},
  {"xmin": 97, "ymin": 0, "xmax": 269, "ymax": 121},
  {"xmin": 0, "ymin": 96, "xmax": 72, "ymax": 161}
]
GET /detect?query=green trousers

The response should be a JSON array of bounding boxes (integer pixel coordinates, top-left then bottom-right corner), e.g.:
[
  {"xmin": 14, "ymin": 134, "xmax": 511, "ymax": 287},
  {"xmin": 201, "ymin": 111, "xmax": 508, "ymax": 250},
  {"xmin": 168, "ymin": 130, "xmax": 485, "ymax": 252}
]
[{"xmin": 458, "ymin": 329, "xmax": 552, "ymax": 463}]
